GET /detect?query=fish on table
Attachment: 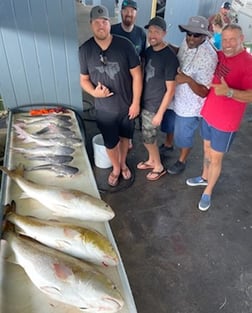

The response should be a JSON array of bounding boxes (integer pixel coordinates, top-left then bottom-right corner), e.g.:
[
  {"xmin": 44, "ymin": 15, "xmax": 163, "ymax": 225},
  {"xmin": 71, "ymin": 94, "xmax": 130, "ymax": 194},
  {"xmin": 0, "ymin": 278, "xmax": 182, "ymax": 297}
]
[
  {"xmin": 11, "ymin": 145, "xmax": 75, "ymax": 156},
  {"xmin": 16, "ymin": 115, "xmax": 73, "ymax": 128},
  {"xmin": 0, "ymin": 164, "xmax": 115, "ymax": 222},
  {"xmin": 12, "ymin": 124, "xmax": 82, "ymax": 147},
  {"xmin": 25, "ymin": 155, "xmax": 74, "ymax": 164},
  {"xmin": 3, "ymin": 230, "xmax": 124, "ymax": 313},
  {"xmin": 5, "ymin": 203, "xmax": 118, "ymax": 267},
  {"xmin": 26, "ymin": 163, "xmax": 79, "ymax": 177},
  {"xmin": 33, "ymin": 124, "xmax": 77, "ymax": 138}
]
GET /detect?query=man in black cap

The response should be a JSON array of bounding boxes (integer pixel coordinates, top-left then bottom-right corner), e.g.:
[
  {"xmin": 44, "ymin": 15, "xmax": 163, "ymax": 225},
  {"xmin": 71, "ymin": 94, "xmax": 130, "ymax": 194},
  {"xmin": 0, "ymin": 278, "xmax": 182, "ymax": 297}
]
[
  {"xmin": 111, "ymin": 0, "xmax": 146, "ymax": 58},
  {"xmin": 137, "ymin": 16, "xmax": 179, "ymax": 181},
  {"xmin": 208, "ymin": 2, "xmax": 231, "ymax": 32},
  {"xmin": 111, "ymin": 0, "xmax": 146, "ymax": 149},
  {"xmin": 79, "ymin": 5, "xmax": 142, "ymax": 187}
]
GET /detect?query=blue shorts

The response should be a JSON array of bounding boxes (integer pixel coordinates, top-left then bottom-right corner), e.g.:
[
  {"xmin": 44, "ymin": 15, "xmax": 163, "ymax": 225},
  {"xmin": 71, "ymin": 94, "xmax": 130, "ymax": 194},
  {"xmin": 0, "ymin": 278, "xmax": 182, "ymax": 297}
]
[
  {"xmin": 200, "ymin": 118, "xmax": 236, "ymax": 153},
  {"xmin": 96, "ymin": 109, "xmax": 135, "ymax": 149},
  {"xmin": 174, "ymin": 114, "xmax": 201, "ymax": 148},
  {"xmin": 160, "ymin": 109, "xmax": 175, "ymax": 134}
]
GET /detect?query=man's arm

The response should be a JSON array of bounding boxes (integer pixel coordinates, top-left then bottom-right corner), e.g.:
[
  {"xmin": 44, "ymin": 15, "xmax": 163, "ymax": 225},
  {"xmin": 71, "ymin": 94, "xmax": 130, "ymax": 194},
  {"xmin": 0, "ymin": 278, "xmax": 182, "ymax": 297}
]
[
  {"xmin": 175, "ymin": 70, "xmax": 210, "ymax": 98},
  {"xmin": 153, "ymin": 80, "xmax": 176, "ymax": 126},
  {"xmin": 211, "ymin": 77, "xmax": 252, "ymax": 103},
  {"xmin": 128, "ymin": 65, "xmax": 143, "ymax": 119}
]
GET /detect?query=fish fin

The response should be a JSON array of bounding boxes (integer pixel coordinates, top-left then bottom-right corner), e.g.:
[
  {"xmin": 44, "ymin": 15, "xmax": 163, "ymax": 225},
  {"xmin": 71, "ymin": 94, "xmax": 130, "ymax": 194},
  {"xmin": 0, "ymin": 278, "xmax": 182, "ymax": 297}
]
[{"xmin": 53, "ymin": 262, "xmax": 73, "ymax": 280}]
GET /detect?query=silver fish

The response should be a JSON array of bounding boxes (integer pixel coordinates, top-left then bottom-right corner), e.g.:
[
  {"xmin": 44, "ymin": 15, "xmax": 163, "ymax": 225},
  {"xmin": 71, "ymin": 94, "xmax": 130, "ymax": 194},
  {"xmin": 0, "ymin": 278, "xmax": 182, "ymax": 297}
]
[
  {"xmin": 33, "ymin": 124, "xmax": 76, "ymax": 137},
  {"xmin": 13, "ymin": 124, "xmax": 82, "ymax": 147},
  {"xmin": 16, "ymin": 115, "xmax": 73, "ymax": 127},
  {"xmin": 25, "ymin": 155, "xmax": 74, "ymax": 164},
  {"xmin": 26, "ymin": 163, "xmax": 79, "ymax": 177},
  {"xmin": 3, "ymin": 231, "xmax": 124, "ymax": 312},
  {"xmin": 0, "ymin": 165, "xmax": 115, "ymax": 222},
  {"xmin": 11, "ymin": 145, "xmax": 75, "ymax": 156},
  {"xmin": 6, "ymin": 208, "xmax": 118, "ymax": 267}
]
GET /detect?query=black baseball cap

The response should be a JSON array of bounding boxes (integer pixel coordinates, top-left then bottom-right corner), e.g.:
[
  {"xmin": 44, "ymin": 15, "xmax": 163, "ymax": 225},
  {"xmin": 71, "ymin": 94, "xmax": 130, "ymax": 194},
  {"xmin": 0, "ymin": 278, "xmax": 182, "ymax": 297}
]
[
  {"xmin": 90, "ymin": 5, "xmax": 110, "ymax": 21},
  {"xmin": 144, "ymin": 16, "xmax": 166, "ymax": 31},
  {"xmin": 221, "ymin": 2, "xmax": 231, "ymax": 9},
  {"xmin": 121, "ymin": 0, "xmax": 137, "ymax": 10}
]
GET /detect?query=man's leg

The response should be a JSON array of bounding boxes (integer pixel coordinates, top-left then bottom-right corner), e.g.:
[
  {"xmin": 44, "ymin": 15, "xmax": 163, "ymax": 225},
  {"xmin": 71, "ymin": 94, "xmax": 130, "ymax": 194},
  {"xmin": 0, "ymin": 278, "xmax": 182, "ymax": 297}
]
[{"xmin": 106, "ymin": 143, "xmax": 121, "ymax": 186}]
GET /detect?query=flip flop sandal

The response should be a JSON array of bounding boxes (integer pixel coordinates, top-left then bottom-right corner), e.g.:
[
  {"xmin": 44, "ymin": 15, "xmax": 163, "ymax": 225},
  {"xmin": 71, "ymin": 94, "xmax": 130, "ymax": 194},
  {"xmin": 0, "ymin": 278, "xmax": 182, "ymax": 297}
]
[
  {"xmin": 137, "ymin": 161, "xmax": 154, "ymax": 170},
  {"xmin": 108, "ymin": 172, "xmax": 120, "ymax": 187},
  {"xmin": 146, "ymin": 168, "xmax": 166, "ymax": 181},
  {"xmin": 121, "ymin": 167, "xmax": 132, "ymax": 180}
]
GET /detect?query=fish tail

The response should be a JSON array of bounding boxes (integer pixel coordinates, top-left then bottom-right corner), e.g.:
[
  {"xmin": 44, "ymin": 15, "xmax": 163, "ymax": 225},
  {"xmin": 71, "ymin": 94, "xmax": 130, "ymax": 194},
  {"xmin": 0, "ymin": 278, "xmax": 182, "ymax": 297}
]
[
  {"xmin": 1, "ymin": 201, "xmax": 16, "ymax": 238},
  {"xmin": 0, "ymin": 164, "xmax": 25, "ymax": 178}
]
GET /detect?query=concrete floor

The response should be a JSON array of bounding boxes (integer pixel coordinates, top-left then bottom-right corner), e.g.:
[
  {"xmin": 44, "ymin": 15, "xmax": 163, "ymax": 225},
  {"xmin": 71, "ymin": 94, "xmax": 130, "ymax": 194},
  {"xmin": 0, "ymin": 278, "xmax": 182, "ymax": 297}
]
[{"xmin": 83, "ymin": 104, "xmax": 252, "ymax": 313}]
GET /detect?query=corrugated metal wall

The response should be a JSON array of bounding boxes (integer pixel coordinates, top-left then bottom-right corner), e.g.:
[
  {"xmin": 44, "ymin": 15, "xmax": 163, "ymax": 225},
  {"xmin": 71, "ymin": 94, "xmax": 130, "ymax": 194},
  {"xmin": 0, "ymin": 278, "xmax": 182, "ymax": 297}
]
[{"xmin": 0, "ymin": 0, "xmax": 82, "ymax": 111}]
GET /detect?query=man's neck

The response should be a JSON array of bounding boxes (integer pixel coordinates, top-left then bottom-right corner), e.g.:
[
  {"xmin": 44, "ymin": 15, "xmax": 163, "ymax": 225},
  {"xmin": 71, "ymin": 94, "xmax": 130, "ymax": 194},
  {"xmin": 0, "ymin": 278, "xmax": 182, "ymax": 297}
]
[
  {"xmin": 94, "ymin": 34, "xmax": 113, "ymax": 50},
  {"xmin": 121, "ymin": 23, "xmax": 134, "ymax": 33},
  {"xmin": 152, "ymin": 41, "xmax": 167, "ymax": 51}
]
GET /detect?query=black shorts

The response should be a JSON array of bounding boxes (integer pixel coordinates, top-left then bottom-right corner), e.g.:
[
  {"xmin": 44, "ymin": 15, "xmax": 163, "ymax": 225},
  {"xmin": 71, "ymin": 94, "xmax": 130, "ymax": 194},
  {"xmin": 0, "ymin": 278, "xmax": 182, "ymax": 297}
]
[{"xmin": 96, "ymin": 109, "xmax": 135, "ymax": 149}]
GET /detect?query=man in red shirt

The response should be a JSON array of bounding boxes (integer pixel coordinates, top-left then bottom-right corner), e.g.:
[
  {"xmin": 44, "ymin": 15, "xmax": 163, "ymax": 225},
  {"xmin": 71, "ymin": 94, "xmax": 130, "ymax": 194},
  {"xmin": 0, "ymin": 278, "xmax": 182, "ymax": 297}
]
[{"xmin": 186, "ymin": 24, "xmax": 252, "ymax": 211}]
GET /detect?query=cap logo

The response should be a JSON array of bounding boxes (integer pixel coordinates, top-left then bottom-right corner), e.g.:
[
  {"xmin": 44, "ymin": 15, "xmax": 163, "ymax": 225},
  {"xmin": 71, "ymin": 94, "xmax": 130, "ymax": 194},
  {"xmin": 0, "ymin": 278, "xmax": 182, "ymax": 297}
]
[{"xmin": 98, "ymin": 8, "xmax": 104, "ymax": 14}]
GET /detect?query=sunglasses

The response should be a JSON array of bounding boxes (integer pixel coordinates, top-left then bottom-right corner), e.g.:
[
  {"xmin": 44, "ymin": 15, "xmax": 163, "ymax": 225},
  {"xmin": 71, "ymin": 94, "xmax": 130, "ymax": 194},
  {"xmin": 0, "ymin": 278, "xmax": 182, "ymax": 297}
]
[
  {"xmin": 186, "ymin": 31, "xmax": 202, "ymax": 38},
  {"xmin": 99, "ymin": 51, "xmax": 107, "ymax": 66}
]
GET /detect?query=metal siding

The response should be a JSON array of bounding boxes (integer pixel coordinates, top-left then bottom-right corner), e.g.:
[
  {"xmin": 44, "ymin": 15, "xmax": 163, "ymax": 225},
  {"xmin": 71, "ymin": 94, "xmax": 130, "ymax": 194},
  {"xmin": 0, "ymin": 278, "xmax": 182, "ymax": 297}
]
[{"xmin": 0, "ymin": 0, "xmax": 82, "ymax": 111}]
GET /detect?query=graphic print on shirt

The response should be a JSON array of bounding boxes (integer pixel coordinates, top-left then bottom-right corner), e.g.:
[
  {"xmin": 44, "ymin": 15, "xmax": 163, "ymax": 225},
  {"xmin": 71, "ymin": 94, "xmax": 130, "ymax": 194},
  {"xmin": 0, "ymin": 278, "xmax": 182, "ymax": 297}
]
[
  {"xmin": 215, "ymin": 62, "xmax": 230, "ymax": 80},
  {"xmin": 145, "ymin": 59, "xmax": 155, "ymax": 83},
  {"xmin": 95, "ymin": 62, "xmax": 120, "ymax": 80}
]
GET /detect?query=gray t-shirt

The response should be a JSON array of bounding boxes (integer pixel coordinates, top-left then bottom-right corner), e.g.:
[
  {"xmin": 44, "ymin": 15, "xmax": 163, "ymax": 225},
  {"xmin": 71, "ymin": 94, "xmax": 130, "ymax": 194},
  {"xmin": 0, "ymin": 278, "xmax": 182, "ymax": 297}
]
[{"xmin": 79, "ymin": 35, "xmax": 140, "ymax": 114}]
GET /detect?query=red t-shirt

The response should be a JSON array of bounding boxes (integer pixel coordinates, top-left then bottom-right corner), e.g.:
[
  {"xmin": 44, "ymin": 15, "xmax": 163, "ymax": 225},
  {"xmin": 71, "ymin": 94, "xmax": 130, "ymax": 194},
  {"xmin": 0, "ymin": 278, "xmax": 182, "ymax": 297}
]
[{"xmin": 201, "ymin": 49, "xmax": 252, "ymax": 132}]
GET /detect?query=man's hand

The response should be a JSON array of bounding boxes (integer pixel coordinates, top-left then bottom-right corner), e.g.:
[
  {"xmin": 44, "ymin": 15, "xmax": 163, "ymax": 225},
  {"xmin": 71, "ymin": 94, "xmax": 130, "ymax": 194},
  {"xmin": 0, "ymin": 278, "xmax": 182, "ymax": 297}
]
[
  {"xmin": 94, "ymin": 82, "xmax": 114, "ymax": 98},
  {"xmin": 211, "ymin": 77, "xmax": 229, "ymax": 96},
  {"xmin": 128, "ymin": 102, "xmax": 140, "ymax": 120},
  {"xmin": 175, "ymin": 68, "xmax": 191, "ymax": 84}
]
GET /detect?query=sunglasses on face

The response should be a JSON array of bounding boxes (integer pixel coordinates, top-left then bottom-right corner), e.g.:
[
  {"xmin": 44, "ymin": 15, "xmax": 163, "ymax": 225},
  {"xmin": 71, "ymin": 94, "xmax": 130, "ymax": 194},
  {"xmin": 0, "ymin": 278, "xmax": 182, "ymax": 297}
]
[
  {"xmin": 186, "ymin": 31, "xmax": 202, "ymax": 38},
  {"xmin": 99, "ymin": 51, "xmax": 107, "ymax": 66}
]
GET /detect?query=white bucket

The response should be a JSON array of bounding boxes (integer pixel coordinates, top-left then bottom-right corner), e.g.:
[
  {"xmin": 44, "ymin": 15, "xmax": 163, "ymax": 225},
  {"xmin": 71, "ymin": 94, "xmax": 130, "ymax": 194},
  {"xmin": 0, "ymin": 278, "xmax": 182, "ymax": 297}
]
[{"xmin": 92, "ymin": 134, "xmax": 112, "ymax": 169}]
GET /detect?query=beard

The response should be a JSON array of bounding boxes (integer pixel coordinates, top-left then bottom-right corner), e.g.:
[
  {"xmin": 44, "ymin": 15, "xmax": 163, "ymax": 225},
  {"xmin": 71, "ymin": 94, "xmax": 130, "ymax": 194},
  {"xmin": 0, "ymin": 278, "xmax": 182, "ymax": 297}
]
[{"xmin": 122, "ymin": 16, "xmax": 134, "ymax": 27}]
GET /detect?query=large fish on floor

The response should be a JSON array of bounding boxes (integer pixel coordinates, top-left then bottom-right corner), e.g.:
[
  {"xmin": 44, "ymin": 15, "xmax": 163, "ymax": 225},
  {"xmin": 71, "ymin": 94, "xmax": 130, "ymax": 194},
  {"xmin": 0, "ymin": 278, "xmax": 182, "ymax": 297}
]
[
  {"xmin": 5, "ymin": 202, "xmax": 118, "ymax": 267},
  {"xmin": 3, "ymin": 230, "xmax": 124, "ymax": 313},
  {"xmin": 0, "ymin": 165, "xmax": 115, "ymax": 222}
]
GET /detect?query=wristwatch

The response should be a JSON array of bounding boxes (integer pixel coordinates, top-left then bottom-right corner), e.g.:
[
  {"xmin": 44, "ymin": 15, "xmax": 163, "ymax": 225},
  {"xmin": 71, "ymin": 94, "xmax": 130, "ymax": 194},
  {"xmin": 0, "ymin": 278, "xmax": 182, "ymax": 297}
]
[{"xmin": 226, "ymin": 88, "xmax": 234, "ymax": 98}]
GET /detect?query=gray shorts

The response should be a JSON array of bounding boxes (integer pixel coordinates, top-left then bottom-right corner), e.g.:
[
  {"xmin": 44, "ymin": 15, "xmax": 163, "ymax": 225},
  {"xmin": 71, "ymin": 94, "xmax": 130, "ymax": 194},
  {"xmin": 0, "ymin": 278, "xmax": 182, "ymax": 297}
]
[{"xmin": 141, "ymin": 109, "xmax": 159, "ymax": 144}]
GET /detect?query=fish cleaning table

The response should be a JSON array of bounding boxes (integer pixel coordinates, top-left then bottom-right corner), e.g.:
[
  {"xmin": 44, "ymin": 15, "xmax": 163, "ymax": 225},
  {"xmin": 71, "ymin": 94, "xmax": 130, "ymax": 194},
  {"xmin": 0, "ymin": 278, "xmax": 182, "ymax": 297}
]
[{"xmin": 0, "ymin": 109, "xmax": 137, "ymax": 313}]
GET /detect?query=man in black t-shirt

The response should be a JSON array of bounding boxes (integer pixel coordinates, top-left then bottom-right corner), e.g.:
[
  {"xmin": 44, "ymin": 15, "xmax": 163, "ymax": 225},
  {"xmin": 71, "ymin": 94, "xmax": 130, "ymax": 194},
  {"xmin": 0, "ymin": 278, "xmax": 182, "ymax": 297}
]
[
  {"xmin": 137, "ymin": 16, "xmax": 179, "ymax": 181},
  {"xmin": 79, "ymin": 5, "xmax": 142, "ymax": 187},
  {"xmin": 111, "ymin": 0, "xmax": 146, "ymax": 59}
]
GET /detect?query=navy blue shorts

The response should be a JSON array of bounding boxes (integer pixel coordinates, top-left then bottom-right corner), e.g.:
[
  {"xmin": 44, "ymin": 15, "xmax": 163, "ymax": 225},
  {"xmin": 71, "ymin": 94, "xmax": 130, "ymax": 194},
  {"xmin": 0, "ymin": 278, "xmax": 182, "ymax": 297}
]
[
  {"xmin": 96, "ymin": 110, "xmax": 135, "ymax": 149},
  {"xmin": 160, "ymin": 109, "xmax": 176, "ymax": 134},
  {"xmin": 200, "ymin": 118, "xmax": 236, "ymax": 153}
]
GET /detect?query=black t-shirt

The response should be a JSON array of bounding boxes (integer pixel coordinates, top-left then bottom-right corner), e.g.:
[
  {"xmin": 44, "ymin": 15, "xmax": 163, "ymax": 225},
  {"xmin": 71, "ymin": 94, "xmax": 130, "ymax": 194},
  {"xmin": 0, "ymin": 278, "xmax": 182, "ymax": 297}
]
[
  {"xmin": 79, "ymin": 35, "xmax": 140, "ymax": 114},
  {"xmin": 111, "ymin": 23, "xmax": 146, "ymax": 57},
  {"xmin": 142, "ymin": 45, "xmax": 179, "ymax": 113}
]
